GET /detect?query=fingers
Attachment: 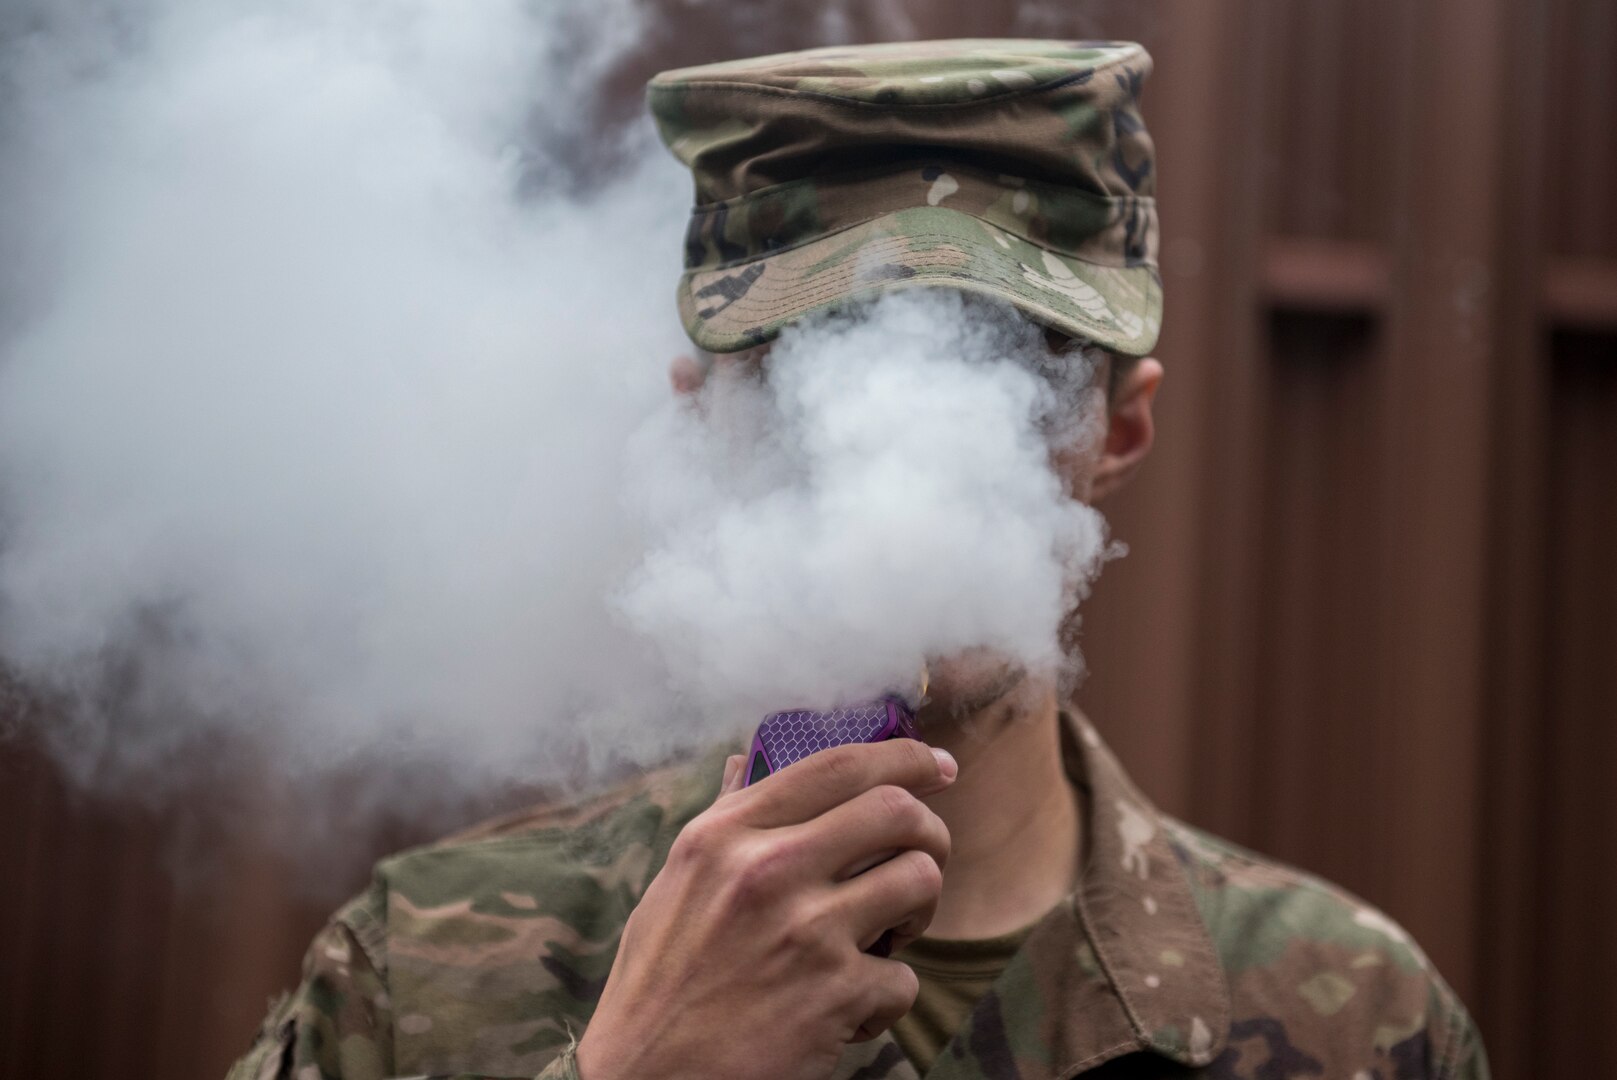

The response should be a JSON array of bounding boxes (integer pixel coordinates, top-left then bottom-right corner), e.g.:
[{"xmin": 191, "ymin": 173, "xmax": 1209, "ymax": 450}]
[
  {"xmin": 740, "ymin": 738, "xmax": 957, "ymax": 827},
  {"xmin": 834, "ymin": 848, "xmax": 944, "ymax": 951},
  {"xmin": 848, "ymin": 957, "xmax": 921, "ymax": 1042},
  {"xmin": 791, "ymin": 783, "xmax": 949, "ymax": 881}
]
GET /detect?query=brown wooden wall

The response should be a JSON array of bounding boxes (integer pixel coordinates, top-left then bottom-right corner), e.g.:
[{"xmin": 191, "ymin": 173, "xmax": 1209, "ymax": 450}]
[{"xmin": 3, "ymin": 2, "xmax": 1614, "ymax": 1077}]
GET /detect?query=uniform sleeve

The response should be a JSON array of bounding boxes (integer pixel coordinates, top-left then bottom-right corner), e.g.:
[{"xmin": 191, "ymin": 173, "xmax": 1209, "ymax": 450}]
[
  {"xmin": 226, "ymin": 917, "xmax": 393, "ymax": 1080},
  {"xmin": 1430, "ymin": 979, "xmax": 1490, "ymax": 1080},
  {"xmin": 1438, "ymin": 1009, "xmax": 1489, "ymax": 1080}
]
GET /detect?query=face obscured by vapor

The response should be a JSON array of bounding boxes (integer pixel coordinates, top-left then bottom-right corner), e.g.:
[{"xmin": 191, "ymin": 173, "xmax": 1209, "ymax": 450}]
[
  {"xmin": 620, "ymin": 291, "xmax": 1114, "ymax": 723},
  {"xmin": 0, "ymin": 0, "xmax": 1120, "ymax": 826}
]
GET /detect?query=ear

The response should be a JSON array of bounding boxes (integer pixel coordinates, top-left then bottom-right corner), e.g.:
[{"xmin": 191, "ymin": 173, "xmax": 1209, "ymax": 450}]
[
  {"xmin": 1088, "ymin": 357, "xmax": 1163, "ymax": 502},
  {"xmin": 668, "ymin": 352, "xmax": 714, "ymax": 396},
  {"xmin": 668, "ymin": 347, "xmax": 766, "ymax": 397}
]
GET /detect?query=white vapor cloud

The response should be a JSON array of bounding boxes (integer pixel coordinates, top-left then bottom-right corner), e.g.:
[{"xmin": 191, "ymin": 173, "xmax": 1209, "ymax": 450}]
[
  {"xmin": 0, "ymin": 0, "xmax": 1119, "ymax": 825},
  {"xmin": 620, "ymin": 292, "xmax": 1113, "ymax": 721},
  {"xmin": 0, "ymin": 0, "xmax": 689, "ymax": 789}
]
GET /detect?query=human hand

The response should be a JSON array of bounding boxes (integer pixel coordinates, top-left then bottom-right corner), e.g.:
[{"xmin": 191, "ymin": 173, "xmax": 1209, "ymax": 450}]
[{"xmin": 575, "ymin": 738, "xmax": 956, "ymax": 1080}]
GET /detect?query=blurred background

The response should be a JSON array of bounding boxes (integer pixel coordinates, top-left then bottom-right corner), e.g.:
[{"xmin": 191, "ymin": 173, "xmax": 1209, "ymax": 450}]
[{"xmin": 2, "ymin": 0, "xmax": 1613, "ymax": 1077}]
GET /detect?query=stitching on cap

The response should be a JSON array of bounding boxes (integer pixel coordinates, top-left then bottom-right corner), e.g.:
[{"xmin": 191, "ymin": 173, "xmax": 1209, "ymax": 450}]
[
  {"xmin": 688, "ymin": 238, "xmax": 1157, "ymax": 326},
  {"xmin": 689, "ymin": 213, "xmax": 1154, "ymax": 275},
  {"xmin": 698, "ymin": 236, "xmax": 1151, "ymax": 307},
  {"xmin": 684, "ymin": 237, "xmax": 1160, "ymax": 349}
]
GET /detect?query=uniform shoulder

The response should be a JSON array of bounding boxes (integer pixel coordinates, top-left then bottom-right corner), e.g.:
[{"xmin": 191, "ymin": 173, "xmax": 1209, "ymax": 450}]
[
  {"xmin": 1161, "ymin": 817, "xmax": 1431, "ymax": 970},
  {"xmin": 440, "ymin": 747, "xmax": 728, "ymax": 845},
  {"xmin": 320, "ymin": 749, "xmax": 726, "ymax": 976},
  {"xmin": 1161, "ymin": 818, "xmax": 1487, "ymax": 1079},
  {"xmin": 369, "ymin": 747, "xmax": 727, "ymax": 909},
  {"xmin": 302, "ymin": 749, "xmax": 729, "ymax": 1075}
]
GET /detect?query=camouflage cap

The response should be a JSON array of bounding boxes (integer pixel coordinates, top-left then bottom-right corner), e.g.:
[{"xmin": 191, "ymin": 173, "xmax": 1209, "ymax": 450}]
[{"xmin": 648, "ymin": 39, "xmax": 1161, "ymax": 356}]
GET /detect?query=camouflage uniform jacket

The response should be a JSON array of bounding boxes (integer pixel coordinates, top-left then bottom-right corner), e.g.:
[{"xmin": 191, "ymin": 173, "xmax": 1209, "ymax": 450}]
[{"xmin": 228, "ymin": 712, "xmax": 1488, "ymax": 1080}]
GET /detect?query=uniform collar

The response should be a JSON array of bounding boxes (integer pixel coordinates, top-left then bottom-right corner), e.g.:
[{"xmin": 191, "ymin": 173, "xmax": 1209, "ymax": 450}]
[
  {"xmin": 1060, "ymin": 709, "xmax": 1229, "ymax": 1070},
  {"xmin": 894, "ymin": 709, "xmax": 1230, "ymax": 1080}
]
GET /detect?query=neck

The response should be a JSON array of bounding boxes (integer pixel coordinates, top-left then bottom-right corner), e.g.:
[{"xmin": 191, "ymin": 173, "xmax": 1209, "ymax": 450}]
[{"xmin": 916, "ymin": 678, "xmax": 1083, "ymax": 940}]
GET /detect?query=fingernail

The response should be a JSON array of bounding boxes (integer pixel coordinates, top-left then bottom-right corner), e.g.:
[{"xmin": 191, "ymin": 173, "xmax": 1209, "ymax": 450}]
[{"xmin": 931, "ymin": 747, "xmax": 957, "ymax": 781}]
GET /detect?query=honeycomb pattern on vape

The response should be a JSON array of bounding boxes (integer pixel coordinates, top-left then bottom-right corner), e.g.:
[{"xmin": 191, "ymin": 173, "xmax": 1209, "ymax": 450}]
[{"xmin": 760, "ymin": 703, "xmax": 890, "ymax": 770}]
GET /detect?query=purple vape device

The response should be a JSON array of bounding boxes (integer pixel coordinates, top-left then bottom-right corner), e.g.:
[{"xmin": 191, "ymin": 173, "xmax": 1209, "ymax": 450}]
[
  {"xmin": 742, "ymin": 696, "xmax": 923, "ymax": 788},
  {"xmin": 741, "ymin": 694, "xmax": 926, "ymax": 956}
]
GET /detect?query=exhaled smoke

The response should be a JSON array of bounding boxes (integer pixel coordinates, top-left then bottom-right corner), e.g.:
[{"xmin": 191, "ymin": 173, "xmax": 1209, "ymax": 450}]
[
  {"xmin": 620, "ymin": 291, "xmax": 1113, "ymax": 725},
  {"xmin": 0, "ymin": 0, "xmax": 690, "ymax": 792},
  {"xmin": 0, "ymin": 0, "xmax": 1121, "ymax": 827}
]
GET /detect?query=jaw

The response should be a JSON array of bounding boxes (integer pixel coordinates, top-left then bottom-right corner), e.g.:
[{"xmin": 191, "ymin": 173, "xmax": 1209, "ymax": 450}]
[{"xmin": 917, "ymin": 648, "xmax": 1056, "ymax": 744}]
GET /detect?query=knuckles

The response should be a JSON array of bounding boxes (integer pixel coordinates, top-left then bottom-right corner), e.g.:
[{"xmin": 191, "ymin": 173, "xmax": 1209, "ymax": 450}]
[
  {"xmin": 778, "ymin": 896, "xmax": 848, "ymax": 968},
  {"xmin": 668, "ymin": 812, "xmax": 726, "ymax": 866},
  {"xmin": 870, "ymin": 785, "xmax": 950, "ymax": 866},
  {"xmin": 726, "ymin": 835, "xmax": 805, "ymax": 906},
  {"xmin": 813, "ymin": 743, "xmax": 866, "ymax": 790},
  {"xmin": 873, "ymin": 783, "xmax": 922, "ymax": 826},
  {"xmin": 889, "ymin": 960, "xmax": 921, "ymax": 1009},
  {"xmin": 851, "ymin": 961, "xmax": 920, "ymax": 1039},
  {"xmin": 902, "ymin": 849, "xmax": 946, "ymax": 898},
  {"xmin": 668, "ymin": 802, "xmax": 752, "ymax": 871},
  {"xmin": 893, "ymin": 736, "xmax": 934, "ymax": 778}
]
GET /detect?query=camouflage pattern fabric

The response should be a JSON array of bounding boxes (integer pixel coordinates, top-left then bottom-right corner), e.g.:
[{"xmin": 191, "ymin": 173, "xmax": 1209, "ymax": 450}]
[
  {"xmin": 227, "ymin": 713, "xmax": 1488, "ymax": 1080},
  {"xmin": 647, "ymin": 41, "xmax": 1162, "ymax": 357}
]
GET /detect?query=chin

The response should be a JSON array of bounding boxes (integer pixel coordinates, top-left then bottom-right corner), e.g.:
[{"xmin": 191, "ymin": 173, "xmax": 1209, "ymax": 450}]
[{"xmin": 920, "ymin": 648, "xmax": 1033, "ymax": 721}]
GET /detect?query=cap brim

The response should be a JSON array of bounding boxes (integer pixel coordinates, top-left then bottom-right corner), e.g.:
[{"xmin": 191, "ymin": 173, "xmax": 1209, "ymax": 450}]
[{"xmin": 677, "ymin": 205, "xmax": 1162, "ymax": 357}]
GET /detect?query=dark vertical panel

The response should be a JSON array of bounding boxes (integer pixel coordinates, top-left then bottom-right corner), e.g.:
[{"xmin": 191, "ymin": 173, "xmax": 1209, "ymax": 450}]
[
  {"xmin": 1248, "ymin": 313, "xmax": 1382, "ymax": 891},
  {"xmin": 0, "ymin": 745, "xmax": 60, "ymax": 1074},
  {"xmin": 1158, "ymin": 0, "xmax": 1274, "ymax": 826},
  {"xmin": 150, "ymin": 811, "xmax": 330, "ymax": 1080},
  {"xmin": 1545, "ymin": 0, "xmax": 1617, "ymax": 258},
  {"xmin": 1182, "ymin": 0, "xmax": 1288, "ymax": 853},
  {"xmin": 97, "ymin": 815, "xmax": 175, "ymax": 1076},
  {"xmin": 1535, "ymin": 334, "xmax": 1617, "ymax": 1072},
  {"xmin": 1476, "ymin": 0, "xmax": 1553, "ymax": 1071},
  {"xmin": 1266, "ymin": 0, "xmax": 1395, "ymax": 242},
  {"xmin": 0, "ymin": 735, "xmax": 384, "ymax": 1080},
  {"xmin": 0, "ymin": 743, "xmax": 176, "ymax": 1077},
  {"xmin": 1524, "ymin": 1, "xmax": 1617, "ymax": 1071},
  {"xmin": 1365, "ymin": 0, "xmax": 1502, "ymax": 999}
]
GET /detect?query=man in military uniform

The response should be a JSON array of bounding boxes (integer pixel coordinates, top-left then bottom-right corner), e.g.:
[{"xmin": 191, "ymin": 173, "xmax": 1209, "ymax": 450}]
[{"xmin": 229, "ymin": 41, "xmax": 1488, "ymax": 1080}]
